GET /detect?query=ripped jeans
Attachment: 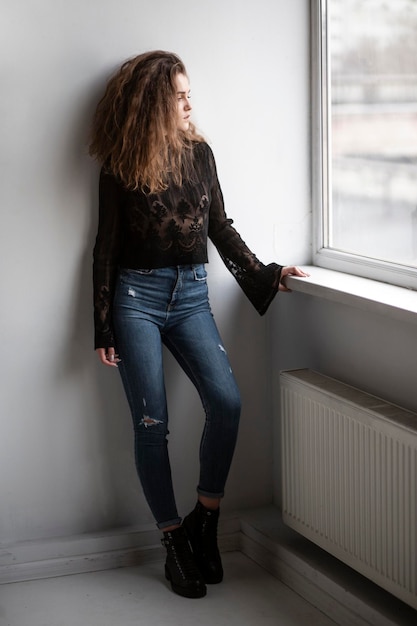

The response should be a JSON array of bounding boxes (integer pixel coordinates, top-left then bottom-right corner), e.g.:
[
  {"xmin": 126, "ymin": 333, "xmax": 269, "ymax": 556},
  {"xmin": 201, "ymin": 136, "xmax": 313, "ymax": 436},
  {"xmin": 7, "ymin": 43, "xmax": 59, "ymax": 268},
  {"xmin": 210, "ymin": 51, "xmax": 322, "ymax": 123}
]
[{"xmin": 113, "ymin": 265, "xmax": 241, "ymax": 530}]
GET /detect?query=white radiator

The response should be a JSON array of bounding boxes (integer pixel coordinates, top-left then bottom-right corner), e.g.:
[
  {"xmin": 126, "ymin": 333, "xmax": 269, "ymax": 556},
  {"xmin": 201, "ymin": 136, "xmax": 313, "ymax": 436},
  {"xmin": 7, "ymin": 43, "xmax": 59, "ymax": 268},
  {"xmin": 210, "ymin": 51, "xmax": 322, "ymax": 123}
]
[{"xmin": 280, "ymin": 369, "xmax": 417, "ymax": 610}]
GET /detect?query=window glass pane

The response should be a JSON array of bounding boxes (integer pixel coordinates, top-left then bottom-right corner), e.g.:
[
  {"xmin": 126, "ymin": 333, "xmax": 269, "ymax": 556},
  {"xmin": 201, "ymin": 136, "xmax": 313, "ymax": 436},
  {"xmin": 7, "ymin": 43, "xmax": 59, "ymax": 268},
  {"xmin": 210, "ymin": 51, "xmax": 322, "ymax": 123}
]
[{"xmin": 329, "ymin": 0, "xmax": 417, "ymax": 268}]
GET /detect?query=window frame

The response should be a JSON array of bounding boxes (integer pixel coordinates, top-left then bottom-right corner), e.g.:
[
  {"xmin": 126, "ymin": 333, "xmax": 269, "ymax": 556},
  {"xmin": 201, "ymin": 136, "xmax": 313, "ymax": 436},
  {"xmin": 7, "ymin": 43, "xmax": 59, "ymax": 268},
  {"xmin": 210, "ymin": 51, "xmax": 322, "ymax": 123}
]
[{"xmin": 311, "ymin": 0, "xmax": 417, "ymax": 291}]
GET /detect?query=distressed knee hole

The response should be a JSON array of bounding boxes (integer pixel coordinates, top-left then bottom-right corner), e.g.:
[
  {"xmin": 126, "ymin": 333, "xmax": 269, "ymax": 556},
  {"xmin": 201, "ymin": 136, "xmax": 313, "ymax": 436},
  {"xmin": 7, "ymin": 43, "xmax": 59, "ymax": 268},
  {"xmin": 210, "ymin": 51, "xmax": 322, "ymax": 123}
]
[
  {"xmin": 140, "ymin": 416, "xmax": 163, "ymax": 428},
  {"xmin": 139, "ymin": 399, "xmax": 163, "ymax": 427}
]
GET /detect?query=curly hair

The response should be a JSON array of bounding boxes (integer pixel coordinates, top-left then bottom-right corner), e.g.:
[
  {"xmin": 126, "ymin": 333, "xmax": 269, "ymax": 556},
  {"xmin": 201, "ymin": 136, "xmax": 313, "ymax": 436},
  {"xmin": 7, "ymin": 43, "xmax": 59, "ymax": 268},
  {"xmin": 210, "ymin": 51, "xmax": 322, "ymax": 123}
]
[{"xmin": 89, "ymin": 51, "xmax": 204, "ymax": 193}]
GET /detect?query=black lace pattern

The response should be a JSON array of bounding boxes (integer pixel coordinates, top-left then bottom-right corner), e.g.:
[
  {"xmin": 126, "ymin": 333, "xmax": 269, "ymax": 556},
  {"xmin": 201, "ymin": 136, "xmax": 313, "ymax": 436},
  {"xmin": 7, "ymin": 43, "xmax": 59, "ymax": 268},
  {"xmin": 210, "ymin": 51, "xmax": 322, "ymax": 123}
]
[{"xmin": 93, "ymin": 142, "xmax": 282, "ymax": 348}]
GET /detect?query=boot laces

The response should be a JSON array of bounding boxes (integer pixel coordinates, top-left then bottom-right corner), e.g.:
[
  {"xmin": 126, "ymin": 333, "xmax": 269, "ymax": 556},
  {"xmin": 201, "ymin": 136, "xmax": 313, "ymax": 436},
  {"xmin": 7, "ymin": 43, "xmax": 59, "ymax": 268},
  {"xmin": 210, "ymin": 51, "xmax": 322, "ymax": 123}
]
[
  {"xmin": 200, "ymin": 512, "xmax": 219, "ymax": 550},
  {"xmin": 163, "ymin": 532, "xmax": 201, "ymax": 580}
]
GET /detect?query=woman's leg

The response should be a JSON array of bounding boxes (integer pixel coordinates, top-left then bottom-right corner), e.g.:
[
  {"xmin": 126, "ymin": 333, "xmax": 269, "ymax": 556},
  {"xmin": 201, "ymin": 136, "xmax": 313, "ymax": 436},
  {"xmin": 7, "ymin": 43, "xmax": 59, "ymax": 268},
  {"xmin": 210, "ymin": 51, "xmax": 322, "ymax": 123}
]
[
  {"xmin": 164, "ymin": 310, "xmax": 241, "ymax": 500},
  {"xmin": 112, "ymin": 266, "xmax": 210, "ymax": 597},
  {"xmin": 115, "ymin": 318, "xmax": 181, "ymax": 529},
  {"xmin": 116, "ymin": 324, "xmax": 206, "ymax": 597},
  {"xmin": 163, "ymin": 309, "xmax": 241, "ymax": 584}
]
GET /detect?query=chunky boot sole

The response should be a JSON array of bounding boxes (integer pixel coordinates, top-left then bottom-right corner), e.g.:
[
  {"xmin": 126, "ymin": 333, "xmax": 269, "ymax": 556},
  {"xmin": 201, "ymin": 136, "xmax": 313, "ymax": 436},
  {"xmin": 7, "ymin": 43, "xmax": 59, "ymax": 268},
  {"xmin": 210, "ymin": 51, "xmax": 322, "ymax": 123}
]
[{"xmin": 165, "ymin": 564, "xmax": 207, "ymax": 599}]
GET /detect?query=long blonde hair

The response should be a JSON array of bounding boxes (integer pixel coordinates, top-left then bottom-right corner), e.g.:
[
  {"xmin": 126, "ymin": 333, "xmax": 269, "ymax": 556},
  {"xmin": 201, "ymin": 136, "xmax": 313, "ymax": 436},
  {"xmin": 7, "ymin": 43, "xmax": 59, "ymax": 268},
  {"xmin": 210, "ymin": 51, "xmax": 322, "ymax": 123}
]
[{"xmin": 89, "ymin": 51, "xmax": 204, "ymax": 193}]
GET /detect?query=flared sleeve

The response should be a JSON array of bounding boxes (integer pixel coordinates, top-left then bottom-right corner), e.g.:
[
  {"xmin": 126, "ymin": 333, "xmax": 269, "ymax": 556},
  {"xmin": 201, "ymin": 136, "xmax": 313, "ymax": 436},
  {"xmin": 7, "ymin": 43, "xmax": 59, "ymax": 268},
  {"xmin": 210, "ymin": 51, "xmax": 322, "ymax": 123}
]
[
  {"xmin": 92, "ymin": 168, "xmax": 123, "ymax": 349},
  {"xmin": 206, "ymin": 145, "xmax": 283, "ymax": 315}
]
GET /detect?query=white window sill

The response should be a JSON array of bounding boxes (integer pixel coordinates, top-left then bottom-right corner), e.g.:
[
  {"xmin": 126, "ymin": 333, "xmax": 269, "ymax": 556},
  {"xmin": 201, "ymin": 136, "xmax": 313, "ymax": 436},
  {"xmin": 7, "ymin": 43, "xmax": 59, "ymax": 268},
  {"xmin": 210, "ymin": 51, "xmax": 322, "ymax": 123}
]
[{"xmin": 286, "ymin": 266, "xmax": 417, "ymax": 326}]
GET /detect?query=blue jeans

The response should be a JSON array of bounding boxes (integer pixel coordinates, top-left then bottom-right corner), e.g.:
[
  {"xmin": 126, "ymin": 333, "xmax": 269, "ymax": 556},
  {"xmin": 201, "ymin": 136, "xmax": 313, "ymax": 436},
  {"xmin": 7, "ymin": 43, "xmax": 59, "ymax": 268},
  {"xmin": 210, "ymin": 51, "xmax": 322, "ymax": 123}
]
[{"xmin": 113, "ymin": 265, "xmax": 241, "ymax": 530}]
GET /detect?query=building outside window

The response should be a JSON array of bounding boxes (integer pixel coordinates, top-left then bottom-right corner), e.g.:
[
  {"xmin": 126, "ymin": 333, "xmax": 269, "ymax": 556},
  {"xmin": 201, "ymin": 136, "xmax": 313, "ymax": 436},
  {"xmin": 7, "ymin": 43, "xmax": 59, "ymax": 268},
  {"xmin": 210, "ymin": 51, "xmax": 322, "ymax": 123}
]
[{"xmin": 313, "ymin": 0, "xmax": 417, "ymax": 289}]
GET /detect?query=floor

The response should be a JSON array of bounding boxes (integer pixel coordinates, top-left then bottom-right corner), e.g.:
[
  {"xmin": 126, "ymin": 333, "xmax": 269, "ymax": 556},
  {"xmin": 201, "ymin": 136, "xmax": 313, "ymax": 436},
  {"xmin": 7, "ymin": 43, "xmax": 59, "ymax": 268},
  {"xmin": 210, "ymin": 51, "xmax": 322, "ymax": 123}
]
[{"xmin": 0, "ymin": 551, "xmax": 337, "ymax": 626}]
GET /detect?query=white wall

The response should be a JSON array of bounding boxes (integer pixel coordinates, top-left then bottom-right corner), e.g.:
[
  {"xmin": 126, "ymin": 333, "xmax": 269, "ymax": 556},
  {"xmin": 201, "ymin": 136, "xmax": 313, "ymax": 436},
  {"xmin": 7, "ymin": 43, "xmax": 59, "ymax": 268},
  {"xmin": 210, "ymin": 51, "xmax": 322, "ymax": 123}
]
[{"xmin": 0, "ymin": 1, "xmax": 310, "ymax": 543}]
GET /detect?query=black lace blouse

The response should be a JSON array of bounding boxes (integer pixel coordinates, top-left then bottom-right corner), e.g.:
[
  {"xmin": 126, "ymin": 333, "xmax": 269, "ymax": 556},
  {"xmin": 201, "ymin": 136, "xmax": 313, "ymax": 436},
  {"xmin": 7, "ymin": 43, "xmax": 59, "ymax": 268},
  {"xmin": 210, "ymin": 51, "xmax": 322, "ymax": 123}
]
[{"xmin": 93, "ymin": 142, "xmax": 282, "ymax": 349}]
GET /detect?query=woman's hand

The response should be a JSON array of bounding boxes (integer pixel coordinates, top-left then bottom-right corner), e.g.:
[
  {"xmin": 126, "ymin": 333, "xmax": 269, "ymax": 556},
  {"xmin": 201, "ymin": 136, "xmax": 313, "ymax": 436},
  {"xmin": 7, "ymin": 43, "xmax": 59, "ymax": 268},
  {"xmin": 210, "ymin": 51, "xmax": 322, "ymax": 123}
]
[
  {"xmin": 96, "ymin": 347, "xmax": 121, "ymax": 367},
  {"xmin": 279, "ymin": 266, "xmax": 310, "ymax": 292}
]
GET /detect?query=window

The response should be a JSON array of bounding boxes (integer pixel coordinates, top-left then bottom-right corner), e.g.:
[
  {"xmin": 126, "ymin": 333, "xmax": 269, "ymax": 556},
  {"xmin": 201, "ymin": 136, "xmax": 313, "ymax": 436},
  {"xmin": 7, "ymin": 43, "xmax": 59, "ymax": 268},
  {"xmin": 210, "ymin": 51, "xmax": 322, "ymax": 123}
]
[{"xmin": 313, "ymin": 0, "xmax": 417, "ymax": 289}]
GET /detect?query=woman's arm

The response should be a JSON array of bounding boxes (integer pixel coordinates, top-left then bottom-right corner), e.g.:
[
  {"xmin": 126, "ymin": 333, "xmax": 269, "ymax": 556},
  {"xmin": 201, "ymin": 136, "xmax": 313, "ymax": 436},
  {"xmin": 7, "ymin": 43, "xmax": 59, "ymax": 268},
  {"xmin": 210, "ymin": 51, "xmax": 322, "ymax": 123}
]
[
  {"xmin": 205, "ymin": 144, "xmax": 308, "ymax": 312},
  {"xmin": 93, "ymin": 168, "xmax": 123, "ymax": 351}
]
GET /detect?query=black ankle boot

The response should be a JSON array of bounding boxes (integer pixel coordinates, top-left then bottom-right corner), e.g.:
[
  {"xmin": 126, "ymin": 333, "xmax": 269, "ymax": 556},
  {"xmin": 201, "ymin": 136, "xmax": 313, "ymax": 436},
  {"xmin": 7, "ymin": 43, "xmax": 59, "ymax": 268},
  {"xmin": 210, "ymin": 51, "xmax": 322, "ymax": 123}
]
[
  {"xmin": 183, "ymin": 502, "xmax": 223, "ymax": 584},
  {"xmin": 161, "ymin": 526, "xmax": 207, "ymax": 598}
]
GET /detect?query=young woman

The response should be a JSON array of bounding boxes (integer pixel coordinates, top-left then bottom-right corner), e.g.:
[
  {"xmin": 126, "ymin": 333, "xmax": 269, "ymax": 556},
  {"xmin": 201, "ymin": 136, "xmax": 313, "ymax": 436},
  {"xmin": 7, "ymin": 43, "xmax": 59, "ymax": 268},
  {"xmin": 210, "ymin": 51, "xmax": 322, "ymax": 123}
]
[{"xmin": 89, "ymin": 50, "xmax": 308, "ymax": 599}]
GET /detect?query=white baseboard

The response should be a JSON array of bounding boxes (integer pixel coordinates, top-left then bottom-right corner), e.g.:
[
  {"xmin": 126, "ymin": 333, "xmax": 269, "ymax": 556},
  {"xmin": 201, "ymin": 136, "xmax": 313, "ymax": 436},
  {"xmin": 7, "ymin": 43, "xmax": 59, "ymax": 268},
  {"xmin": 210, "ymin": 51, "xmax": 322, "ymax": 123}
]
[
  {"xmin": 0, "ymin": 516, "xmax": 240, "ymax": 585},
  {"xmin": 2, "ymin": 506, "xmax": 416, "ymax": 626},
  {"xmin": 238, "ymin": 506, "xmax": 417, "ymax": 626}
]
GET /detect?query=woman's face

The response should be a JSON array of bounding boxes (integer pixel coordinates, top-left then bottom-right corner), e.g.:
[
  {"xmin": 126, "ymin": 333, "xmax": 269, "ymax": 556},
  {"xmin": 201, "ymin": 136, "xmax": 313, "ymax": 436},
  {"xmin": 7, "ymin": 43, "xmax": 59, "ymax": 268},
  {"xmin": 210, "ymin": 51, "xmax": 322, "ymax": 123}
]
[{"xmin": 175, "ymin": 73, "xmax": 192, "ymax": 131}]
